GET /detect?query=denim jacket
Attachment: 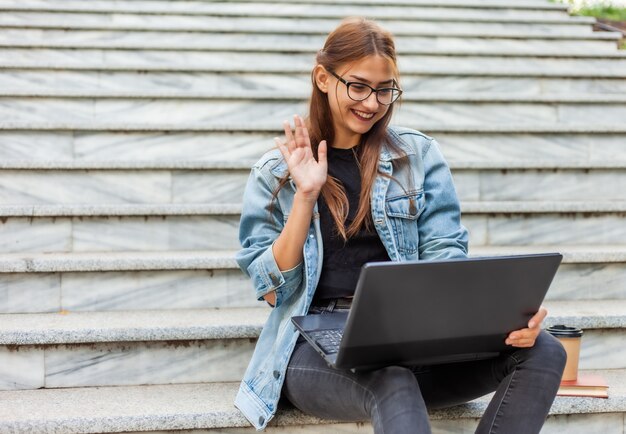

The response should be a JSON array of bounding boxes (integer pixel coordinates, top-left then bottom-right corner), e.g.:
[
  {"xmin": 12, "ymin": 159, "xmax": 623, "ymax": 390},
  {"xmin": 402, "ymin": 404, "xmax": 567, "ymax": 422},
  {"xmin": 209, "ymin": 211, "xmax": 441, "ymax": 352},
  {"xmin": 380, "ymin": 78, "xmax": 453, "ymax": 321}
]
[{"xmin": 234, "ymin": 126, "xmax": 469, "ymax": 430}]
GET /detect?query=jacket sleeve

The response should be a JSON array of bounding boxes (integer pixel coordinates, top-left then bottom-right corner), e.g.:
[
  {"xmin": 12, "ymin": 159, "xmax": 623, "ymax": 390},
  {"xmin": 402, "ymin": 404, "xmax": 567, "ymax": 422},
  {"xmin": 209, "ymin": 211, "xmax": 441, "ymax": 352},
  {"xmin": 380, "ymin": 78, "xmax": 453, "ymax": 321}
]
[
  {"xmin": 235, "ymin": 165, "xmax": 304, "ymax": 307},
  {"xmin": 417, "ymin": 138, "xmax": 469, "ymax": 260}
]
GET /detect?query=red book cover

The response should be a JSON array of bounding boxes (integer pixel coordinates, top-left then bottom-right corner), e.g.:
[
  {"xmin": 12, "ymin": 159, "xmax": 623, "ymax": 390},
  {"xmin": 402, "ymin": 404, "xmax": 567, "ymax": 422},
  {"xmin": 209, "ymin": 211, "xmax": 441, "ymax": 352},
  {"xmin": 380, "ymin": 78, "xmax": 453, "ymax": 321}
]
[{"xmin": 557, "ymin": 374, "xmax": 609, "ymax": 398}]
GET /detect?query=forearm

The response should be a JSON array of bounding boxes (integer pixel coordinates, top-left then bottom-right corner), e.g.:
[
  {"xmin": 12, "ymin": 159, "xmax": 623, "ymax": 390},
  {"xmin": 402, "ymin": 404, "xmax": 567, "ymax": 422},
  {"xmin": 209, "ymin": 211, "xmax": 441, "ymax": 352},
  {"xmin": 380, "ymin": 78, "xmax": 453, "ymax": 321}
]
[{"xmin": 272, "ymin": 191, "xmax": 317, "ymax": 270}]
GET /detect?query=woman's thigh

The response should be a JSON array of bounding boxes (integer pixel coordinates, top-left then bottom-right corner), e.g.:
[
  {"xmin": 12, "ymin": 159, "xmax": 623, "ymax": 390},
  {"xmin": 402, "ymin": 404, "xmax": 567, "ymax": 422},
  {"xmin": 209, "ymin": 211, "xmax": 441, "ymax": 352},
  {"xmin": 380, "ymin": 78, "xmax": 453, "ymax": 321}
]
[{"xmin": 283, "ymin": 340, "xmax": 425, "ymax": 423}]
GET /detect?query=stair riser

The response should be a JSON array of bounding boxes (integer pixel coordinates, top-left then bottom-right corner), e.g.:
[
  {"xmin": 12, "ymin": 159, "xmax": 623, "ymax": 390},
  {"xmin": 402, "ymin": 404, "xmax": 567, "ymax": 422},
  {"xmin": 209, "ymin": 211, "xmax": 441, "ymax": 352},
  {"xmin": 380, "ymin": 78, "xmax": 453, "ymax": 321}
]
[
  {"xmin": 3, "ymin": 99, "xmax": 626, "ymax": 125},
  {"xmin": 3, "ymin": 50, "xmax": 626, "ymax": 74},
  {"xmin": 1, "ymin": 328, "xmax": 623, "ymax": 391},
  {"xmin": 0, "ymin": 170, "xmax": 624, "ymax": 204},
  {"xmin": 1, "ymin": 213, "xmax": 626, "ymax": 253},
  {"xmin": 1, "ymin": 30, "xmax": 616, "ymax": 53},
  {"xmin": 3, "ymin": 71, "xmax": 625, "ymax": 95},
  {"xmin": 0, "ymin": 131, "xmax": 624, "ymax": 165},
  {"xmin": 0, "ymin": 11, "xmax": 585, "ymax": 32},
  {"xmin": 2, "ymin": 262, "xmax": 624, "ymax": 314},
  {"xmin": 134, "ymin": 413, "xmax": 626, "ymax": 433}
]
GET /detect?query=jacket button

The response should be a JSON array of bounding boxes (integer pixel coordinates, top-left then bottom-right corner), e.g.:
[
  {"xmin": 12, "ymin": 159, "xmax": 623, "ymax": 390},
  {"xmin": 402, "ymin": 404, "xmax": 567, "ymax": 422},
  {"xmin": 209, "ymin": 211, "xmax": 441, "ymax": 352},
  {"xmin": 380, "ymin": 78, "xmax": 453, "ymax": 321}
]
[
  {"xmin": 273, "ymin": 370, "xmax": 280, "ymax": 379},
  {"xmin": 258, "ymin": 416, "xmax": 265, "ymax": 425}
]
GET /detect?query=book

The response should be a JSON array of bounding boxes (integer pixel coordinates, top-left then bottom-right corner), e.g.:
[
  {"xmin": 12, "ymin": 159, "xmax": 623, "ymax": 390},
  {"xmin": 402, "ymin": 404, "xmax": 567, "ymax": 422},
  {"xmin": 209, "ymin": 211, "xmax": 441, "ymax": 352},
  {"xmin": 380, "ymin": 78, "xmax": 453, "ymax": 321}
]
[{"xmin": 557, "ymin": 373, "xmax": 609, "ymax": 398}]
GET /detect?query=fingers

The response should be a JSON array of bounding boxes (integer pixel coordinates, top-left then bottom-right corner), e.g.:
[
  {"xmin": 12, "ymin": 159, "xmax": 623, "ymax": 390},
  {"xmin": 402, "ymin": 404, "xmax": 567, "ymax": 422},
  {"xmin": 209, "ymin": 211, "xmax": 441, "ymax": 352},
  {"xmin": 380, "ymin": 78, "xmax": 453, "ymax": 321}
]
[
  {"xmin": 528, "ymin": 306, "xmax": 548, "ymax": 329},
  {"xmin": 317, "ymin": 140, "xmax": 328, "ymax": 171},
  {"xmin": 275, "ymin": 137, "xmax": 290, "ymax": 161},
  {"xmin": 506, "ymin": 326, "xmax": 541, "ymax": 347},
  {"xmin": 283, "ymin": 120, "xmax": 296, "ymax": 153}
]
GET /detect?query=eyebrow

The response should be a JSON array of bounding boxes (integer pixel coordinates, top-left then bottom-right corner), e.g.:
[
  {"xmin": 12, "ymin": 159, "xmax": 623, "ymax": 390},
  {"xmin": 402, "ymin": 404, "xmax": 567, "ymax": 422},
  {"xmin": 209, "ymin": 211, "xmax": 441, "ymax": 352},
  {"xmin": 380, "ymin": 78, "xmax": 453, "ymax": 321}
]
[{"xmin": 349, "ymin": 75, "xmax": 394, "ymax": 86}]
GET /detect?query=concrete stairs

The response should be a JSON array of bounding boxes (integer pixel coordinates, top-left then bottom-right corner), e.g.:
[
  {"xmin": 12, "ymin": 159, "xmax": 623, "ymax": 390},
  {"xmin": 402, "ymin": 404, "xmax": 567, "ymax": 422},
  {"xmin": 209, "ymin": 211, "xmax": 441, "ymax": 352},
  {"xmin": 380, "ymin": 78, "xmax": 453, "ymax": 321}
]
[{"xmin": 0, "ymin": 0, "xmax": 625, "ymax": 432}]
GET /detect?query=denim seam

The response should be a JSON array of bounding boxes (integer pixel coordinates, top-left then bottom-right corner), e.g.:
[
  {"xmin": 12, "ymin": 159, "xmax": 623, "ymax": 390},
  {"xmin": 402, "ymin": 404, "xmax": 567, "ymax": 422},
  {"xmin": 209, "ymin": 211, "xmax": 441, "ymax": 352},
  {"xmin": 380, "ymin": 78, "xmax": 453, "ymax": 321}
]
[
  {"xmin": 286, "ymin": 366, "xmax": 382, "ymax": 434},
  {"xmin": 486, "ymin": 367, "xmax": 517, "ymax": 434}
]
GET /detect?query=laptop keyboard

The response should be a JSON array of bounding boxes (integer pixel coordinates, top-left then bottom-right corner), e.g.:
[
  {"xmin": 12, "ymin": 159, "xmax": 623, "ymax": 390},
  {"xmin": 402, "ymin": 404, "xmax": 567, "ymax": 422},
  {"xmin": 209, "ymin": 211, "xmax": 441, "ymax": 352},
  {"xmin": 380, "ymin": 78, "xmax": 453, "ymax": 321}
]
[{"xmin": 309, "ymin": 329, "xmax": 344, "ymax": 354}]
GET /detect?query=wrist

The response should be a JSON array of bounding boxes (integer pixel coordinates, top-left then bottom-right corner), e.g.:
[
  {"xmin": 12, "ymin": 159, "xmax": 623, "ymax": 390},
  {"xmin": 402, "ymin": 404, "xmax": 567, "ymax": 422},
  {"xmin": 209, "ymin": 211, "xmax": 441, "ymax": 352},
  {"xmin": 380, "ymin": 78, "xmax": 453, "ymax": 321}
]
[{"xmin": 294, "ymin": 190, "xmax": 320, "ymax": 205}]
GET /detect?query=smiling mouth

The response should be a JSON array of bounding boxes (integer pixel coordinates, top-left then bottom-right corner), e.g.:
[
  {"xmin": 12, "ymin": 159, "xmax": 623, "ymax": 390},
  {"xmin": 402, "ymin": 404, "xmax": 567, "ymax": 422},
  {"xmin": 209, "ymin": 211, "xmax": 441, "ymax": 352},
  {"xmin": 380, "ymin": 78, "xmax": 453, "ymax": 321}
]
[{"xmin": 351, "ymin": 109, "xmax": 375, "ymax": 121}]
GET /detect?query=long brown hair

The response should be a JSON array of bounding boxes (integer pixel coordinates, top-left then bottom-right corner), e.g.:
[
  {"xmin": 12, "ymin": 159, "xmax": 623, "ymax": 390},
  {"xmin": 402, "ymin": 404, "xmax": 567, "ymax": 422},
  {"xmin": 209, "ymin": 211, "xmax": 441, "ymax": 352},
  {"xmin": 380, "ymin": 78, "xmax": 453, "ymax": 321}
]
[{"xmin": 275, "ymin": 17, "xmax": 406, "ymax": 240}]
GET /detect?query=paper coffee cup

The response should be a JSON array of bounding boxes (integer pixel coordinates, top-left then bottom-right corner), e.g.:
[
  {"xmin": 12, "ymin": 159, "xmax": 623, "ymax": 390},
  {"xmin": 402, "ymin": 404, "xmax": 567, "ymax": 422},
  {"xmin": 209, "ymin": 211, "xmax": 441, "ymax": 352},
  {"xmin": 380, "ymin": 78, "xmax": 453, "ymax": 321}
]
[{"xmin": 546, "ymin": 325, "xmax": 583, "ymax": 381}]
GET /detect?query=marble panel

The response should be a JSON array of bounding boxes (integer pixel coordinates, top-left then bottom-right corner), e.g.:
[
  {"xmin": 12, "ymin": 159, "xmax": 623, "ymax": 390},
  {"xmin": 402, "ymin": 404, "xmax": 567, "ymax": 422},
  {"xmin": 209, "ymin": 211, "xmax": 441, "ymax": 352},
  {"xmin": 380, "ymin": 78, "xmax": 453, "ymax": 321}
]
[
  {"xmin": 560, "ymin": 104, "xmax": 626, "ymax": 123},
  {"xmin": 0, "ymin": 132, "xmax": 72, "ymax": 160},
  {"xmin": 436, "ymin": 133, "xmax": 591, "ymax": 164},
  {"xmin": 449, "ymin": 172, "xmax": 480, "ymax": 201},
  {"xmin": 74, "ymin": 132, "xmax": 273, "ymax": 162},
  {"xmin": 44, "ymin": 339, "xmax": 255, "ymax": 387},
  {"xmin": 171, "ymin": 170, "xmax": 250, "ymax": 204},
  {"xmin": 61, "ymin": 269, "xmax": 256, "ymax": 311},
  {"xmin": 0, "ymin": 273, "xmax": 61, "ymax": 313},
  {"xmin": 459, "ymin": 216, "xmax": 487, "ymax": 246},
  {"xmin": 0, "ymin": 346, "xmax": 44, "ymax": 390},
  {"xmin": 0, "ymin": 170, "xmax": 171, "ymax": 204},
  {"xmin": 478, "ymin": 170, "xmax": 626, "ymax": 201},
  {"xmin": 71, "ymin": 215, "xmax": 240, "ymax": 252},
  {"xmin": 396, "ymin": 102, "xmax": 557, "ymax": 125},
  {"xmin": 541, "ymin": 77, "xmax": 626, "ymax": 94},
  {"xmin": 486, "ymin": 215, "xmax": 626, "ymax": 246},
  {"xmin": 579, "ymin": 329, "xmax": 626, "ymax": 370},
  {"xmin": 2, "ymin": 29, "xmax": 613, "ymax": 53},
  {"xmin": 0, "ymin": 2, "xmax": 571, "ymax": 21},
  {"xmin": 546, "ymin": 263, "xmax": 626, "ymax": 301},
  {"xmin": 0, "ymin": 217, "xmax": 71, "ymax": 253},
  {"xmin": 0, "ymin": 13, "xmax": 585, "ymax": 36}
]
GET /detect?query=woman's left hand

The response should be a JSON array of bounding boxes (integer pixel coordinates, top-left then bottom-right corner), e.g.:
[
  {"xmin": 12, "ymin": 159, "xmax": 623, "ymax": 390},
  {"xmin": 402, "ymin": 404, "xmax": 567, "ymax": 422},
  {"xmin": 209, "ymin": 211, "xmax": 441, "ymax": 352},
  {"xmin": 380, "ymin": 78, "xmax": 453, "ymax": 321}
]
[{"xmin": 505, "ymin": 306, "xmax": 547, "ymax": 348}]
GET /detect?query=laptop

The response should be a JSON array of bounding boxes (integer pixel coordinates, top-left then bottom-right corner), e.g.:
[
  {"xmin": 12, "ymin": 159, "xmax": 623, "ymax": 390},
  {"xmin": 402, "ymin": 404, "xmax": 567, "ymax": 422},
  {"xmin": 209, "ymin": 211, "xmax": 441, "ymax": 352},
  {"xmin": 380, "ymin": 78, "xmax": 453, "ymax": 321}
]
[{"xmin": 291, "ymin": 253, "xmax": 562, "ymax": 370}]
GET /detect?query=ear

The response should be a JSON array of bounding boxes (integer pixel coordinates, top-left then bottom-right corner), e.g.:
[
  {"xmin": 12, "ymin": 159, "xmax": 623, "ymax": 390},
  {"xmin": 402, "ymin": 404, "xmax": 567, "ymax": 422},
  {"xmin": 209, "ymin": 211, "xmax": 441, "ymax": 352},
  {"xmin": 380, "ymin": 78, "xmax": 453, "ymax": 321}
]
[{"xmin": 313, "ymin": 65, "xmax": 330, "ymax": 94}]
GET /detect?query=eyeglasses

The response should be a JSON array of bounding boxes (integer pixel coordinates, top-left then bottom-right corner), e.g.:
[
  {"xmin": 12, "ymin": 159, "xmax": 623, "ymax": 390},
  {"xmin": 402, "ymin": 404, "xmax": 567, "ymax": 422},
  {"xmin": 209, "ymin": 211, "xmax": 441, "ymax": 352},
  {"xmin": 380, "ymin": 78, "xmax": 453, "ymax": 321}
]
[{"xmin": 328, "ymin": 70, "xmax": 402, "ymax": 106}]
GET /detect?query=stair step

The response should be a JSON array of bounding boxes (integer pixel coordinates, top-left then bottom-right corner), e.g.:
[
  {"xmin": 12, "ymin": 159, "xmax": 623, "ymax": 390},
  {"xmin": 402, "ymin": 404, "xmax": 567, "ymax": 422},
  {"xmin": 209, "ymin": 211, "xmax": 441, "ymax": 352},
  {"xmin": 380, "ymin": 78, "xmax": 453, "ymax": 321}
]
[
  {"xmin": 3, "ymin": 100, "xmax": 626, "ymax": 126},
  {"xmin": 0, "ymin": 5, "xmax": 585, "ymax": 23},
  {"xmin": 0, "ymin": 302, "xmax": 624, "ymax": 390},
  {"xmin": 0, "ymin": 303, "xmax": 625, "ymax": 389},
  {"xmin": 0, "ymin": 371, "xmax": 624, "ymax": 432},
  {"xmin": 0, "ymin": 129, "xmax": 624, "ymax": 165},
  {"xmin": 0, "ymin": 0, "xmax": 567, "ymax": 18},
  {"xmin": 3, "ymin": 70, "xmax": 625, "ymax": 95},
  {"xmin": 4, "ymin": 51, "xmax": 626, "ymax": 76},
  {"xmin": 1, "ymin": 167, "xmax": 625, "ymax": 204},
  {"xmin": 2, "ymin": 30, "xmax": 620, "ymax": 54},
  {"xmin": 1, "ymin": 247, "xmax": 624, "ymax": 315},
  {"xmin": 0, "ymin": 14, "xmax": 613, "ymax": 38},
  {"xmin": 2, "ymin": 199, "xmax": 626, "ymax": 252}
]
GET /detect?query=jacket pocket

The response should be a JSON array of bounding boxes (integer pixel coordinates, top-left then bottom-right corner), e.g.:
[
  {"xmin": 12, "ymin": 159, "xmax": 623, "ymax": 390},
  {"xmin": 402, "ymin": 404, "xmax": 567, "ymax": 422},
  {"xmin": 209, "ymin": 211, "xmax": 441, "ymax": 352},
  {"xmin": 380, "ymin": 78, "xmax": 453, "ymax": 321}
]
[{"xmin": 385, "ymin": 191, "xmax": 425, "ymax": 254}]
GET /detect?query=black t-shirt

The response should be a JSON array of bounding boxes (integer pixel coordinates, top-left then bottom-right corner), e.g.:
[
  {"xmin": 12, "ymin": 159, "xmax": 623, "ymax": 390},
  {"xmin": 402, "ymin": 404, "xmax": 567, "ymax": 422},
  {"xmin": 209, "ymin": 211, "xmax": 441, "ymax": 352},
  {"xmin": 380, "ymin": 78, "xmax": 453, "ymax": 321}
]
[{"xmin": 313, "ymin": 145, "xmax": 391, "ymax": 303}]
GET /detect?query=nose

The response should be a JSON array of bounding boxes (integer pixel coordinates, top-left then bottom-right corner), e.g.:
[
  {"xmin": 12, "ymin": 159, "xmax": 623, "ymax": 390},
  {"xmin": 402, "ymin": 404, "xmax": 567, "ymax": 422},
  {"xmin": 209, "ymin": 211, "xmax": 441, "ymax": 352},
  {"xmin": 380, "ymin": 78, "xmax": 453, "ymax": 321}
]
[{"xmin": 362, "ymin": 91, "xmax": 380, "ymax": 111}]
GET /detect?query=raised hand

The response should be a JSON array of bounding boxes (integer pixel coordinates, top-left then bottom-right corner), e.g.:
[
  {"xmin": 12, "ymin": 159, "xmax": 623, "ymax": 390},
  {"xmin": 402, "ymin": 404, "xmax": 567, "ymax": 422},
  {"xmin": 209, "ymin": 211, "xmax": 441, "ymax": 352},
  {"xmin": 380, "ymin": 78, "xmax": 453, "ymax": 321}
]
[{"xmin": 275, "ymin": 115, "xmax": 328, "ymax": 202}]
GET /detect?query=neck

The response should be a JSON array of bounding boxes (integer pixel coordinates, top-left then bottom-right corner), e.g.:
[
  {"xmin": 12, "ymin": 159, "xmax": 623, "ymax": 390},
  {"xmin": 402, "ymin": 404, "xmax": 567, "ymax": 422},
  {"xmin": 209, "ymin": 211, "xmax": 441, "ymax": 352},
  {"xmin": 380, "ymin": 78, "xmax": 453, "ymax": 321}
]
[{"xmin": 332, "ymin": 128, "xmax": 361, "ymax": 150}]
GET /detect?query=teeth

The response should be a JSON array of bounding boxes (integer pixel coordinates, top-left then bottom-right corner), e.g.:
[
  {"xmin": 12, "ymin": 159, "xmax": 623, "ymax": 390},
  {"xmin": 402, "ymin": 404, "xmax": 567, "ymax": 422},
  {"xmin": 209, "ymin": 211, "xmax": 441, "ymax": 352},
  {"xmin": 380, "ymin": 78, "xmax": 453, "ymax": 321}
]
[{"xmin": 353, "ymin": 110, "xmax": 374, "ymax": 119}]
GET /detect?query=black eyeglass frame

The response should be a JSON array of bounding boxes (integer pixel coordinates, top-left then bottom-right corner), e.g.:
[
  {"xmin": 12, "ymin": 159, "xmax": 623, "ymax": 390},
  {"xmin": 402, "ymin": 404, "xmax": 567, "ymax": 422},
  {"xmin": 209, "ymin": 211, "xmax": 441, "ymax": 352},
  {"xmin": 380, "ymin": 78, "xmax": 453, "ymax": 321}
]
[{"xmin": 328, "ymin": 69, "xmax": 403, "ymax": 106}]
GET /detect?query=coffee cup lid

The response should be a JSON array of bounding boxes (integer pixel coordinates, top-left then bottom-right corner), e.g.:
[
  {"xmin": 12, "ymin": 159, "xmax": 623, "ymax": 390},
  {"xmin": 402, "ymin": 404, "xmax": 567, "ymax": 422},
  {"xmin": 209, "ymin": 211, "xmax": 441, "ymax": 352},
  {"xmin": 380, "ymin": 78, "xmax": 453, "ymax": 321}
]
[{"xmin": 546, "ymin": 324, "xmax": 583, "ymax": 337}]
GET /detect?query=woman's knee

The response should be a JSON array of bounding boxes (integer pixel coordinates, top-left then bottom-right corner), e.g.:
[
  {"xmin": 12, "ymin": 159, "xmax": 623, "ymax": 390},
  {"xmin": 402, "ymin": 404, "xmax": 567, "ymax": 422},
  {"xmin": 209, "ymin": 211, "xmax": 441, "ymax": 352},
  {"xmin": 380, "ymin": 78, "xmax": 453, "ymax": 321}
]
[
  {"xmin": 527, "ymin": 331, "xmax": 567, "ymax": 372},
  {"xmin": 366, "ymin": 365, "xmax": 422, "ymax": 401}
]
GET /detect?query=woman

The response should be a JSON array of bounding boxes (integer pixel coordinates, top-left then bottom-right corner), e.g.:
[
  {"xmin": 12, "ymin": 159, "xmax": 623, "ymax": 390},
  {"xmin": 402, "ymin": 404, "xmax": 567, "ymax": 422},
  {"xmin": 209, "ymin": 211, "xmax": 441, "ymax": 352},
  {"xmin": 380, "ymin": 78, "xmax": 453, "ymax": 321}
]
[{"xmin": 235, "ymin": 17, "xmax": 566, "ymax": 433}]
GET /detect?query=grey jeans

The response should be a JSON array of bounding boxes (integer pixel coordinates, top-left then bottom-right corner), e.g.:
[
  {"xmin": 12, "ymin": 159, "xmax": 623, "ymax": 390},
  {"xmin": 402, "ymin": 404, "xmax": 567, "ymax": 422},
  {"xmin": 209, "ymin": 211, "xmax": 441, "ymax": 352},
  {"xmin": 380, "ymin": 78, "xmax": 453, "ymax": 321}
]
[{"xmin": 284, "ymin": 321, "xmax": 566, "ymax": 434}]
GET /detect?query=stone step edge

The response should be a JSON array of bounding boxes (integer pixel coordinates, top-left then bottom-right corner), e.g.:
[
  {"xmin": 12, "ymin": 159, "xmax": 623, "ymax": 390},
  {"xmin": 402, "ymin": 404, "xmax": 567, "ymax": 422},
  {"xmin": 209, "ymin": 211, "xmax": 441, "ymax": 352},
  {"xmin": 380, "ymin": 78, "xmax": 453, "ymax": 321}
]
[
  {"xmin": 0, "ymin": 24, "xmax": 618, "ymax": 40},
  {"xmin": 0, "ymin": 370, "xmax": 623, "ymax": 433},
  {"xmin": 0, "ymin": 8, "xmax": 594, "ymax": 25},
  {"xmin": 222, "ymin": 0, "xmax": 574, "ymax": 10},
  {"xmin": 1, "ymin": 160, "xmax": 626, "ymax": 170},
  {"xmin": 5, "ymin": 43, "xmax": 626, "ymax": 59},
  {"xmin": 0, "ymin": 247, "xmax": 625, "ymax": 274},
  {"xmin": 3, "ymin": 62, "xmax": 626, "ymax": 76},
  {"xmin": 1, "ymin": 202, "xmax": 626, "ymax": 217},
  {"xmin": 0, "ymin": 1, "xmax": 576, "ymax": 14},
  {"xmin": 5, "ymin": 90, "xmax": 626, "ymax": 103},
  {"xmin": 0, "ymin": 300, "xmax": 624, "ymax": 345},
  {"xmin": 2, "ymin": 122, "xmax": 626, "ymax": 134}
]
